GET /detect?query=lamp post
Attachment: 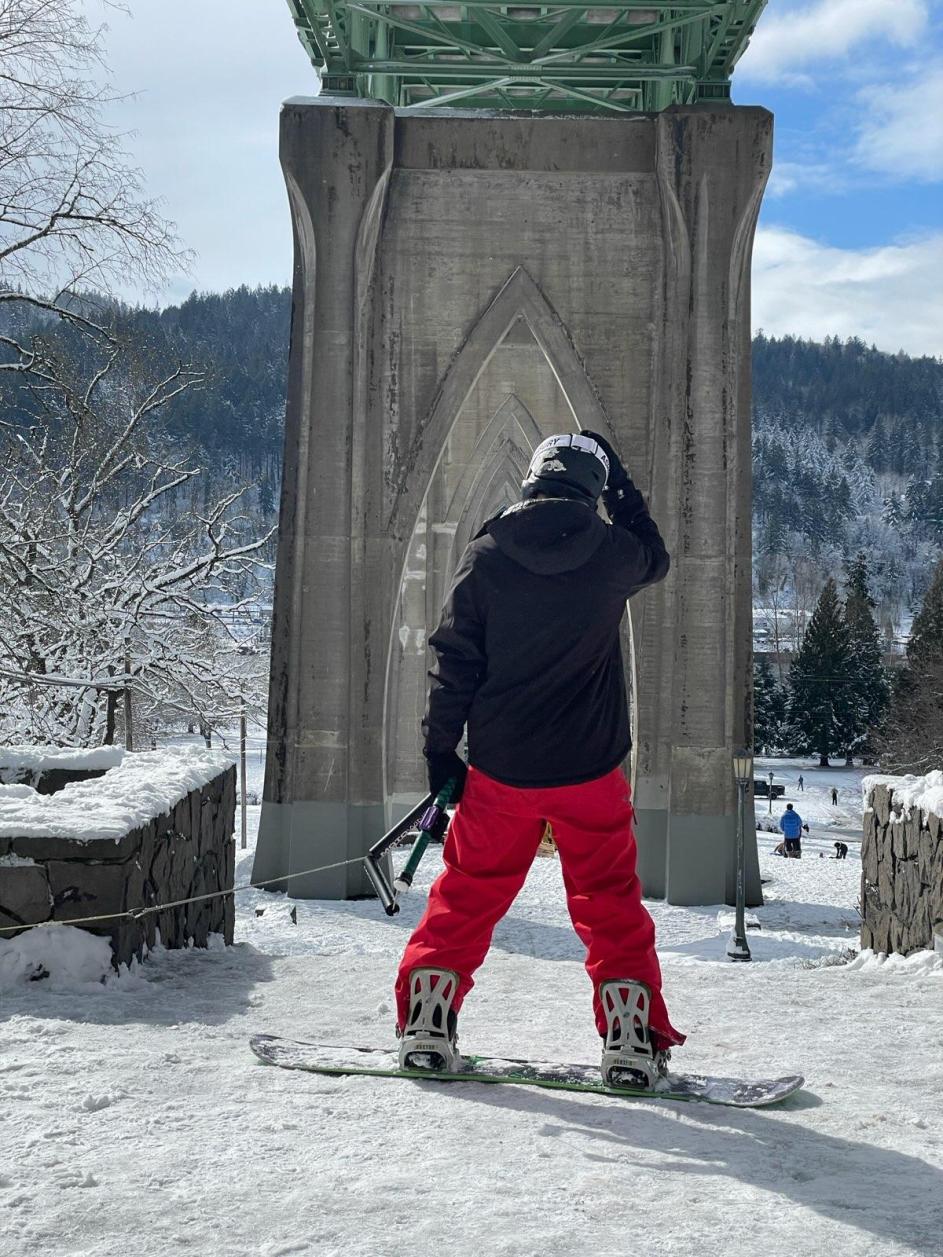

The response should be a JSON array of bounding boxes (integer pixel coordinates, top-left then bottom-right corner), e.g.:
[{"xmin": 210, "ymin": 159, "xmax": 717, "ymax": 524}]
[
  {"xmin": 768, "ymin": 769, "xmax": 774, "ymax": 814},
  {"xmin": 727, "ymin": 749, "xmax": 753, "ymax": 962}
]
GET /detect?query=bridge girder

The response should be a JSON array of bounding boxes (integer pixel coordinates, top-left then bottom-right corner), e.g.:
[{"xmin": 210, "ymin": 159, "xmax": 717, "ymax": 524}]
[{"xmin": 286, "ymin": 0, "xmax": 767, "ymax": 113}]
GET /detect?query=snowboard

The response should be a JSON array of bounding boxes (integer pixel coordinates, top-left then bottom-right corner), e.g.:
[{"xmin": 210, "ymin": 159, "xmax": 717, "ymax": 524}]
[{"xmin": 249, "ymin": 1034, "xmax": 804, "ymax": 1109}]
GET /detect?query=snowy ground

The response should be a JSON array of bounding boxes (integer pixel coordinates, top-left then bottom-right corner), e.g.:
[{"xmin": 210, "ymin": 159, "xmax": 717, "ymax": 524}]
[
  {"xmin": 754, "ymin": 757, "xmax": 868, "ymax": 842},
  {"xmin": 3, "ymin": 761, "xmax": 943, "ymax": 1256}
]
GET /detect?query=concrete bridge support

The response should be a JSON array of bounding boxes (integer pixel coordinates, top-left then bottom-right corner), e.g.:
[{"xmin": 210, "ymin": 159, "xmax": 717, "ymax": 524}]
[{"xmin": 252, "ymin": 97, "xmax": 772, "ymax": 906}]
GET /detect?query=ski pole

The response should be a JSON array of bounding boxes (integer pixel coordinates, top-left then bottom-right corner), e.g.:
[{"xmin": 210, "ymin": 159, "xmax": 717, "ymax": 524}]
[
  {"xmin": 392, "ymin": 780, "xmax": 454, "ymax": 896},
  {"xmin": 363, "ymin": 794, "xmax": 432, "ymax": 916},
  {"xmin": 362, "ymin": 780, "xmax": 456, "ymax": 915}
]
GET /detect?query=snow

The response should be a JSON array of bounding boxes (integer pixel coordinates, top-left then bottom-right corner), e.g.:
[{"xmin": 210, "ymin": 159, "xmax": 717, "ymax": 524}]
[
  {"xmin": 0, "ymin": 746, "xmax": 234, "ymax": 842},
  {"xmin": 862, "ymin": 770, "xmax": 943, "ymax": 823},
  {"xmin": 0, "ymin": 924, "xmax": 115, "ymax": 992},
  {"xmin": 0, "ymin": 851, "xmax": 36, "ymax": 867},
  {"xmin": 0, "ymin": 784, "xmax": 40, "ymax": 800},
  {"xmin": 2, "ymin": 764, "xmax": 942, "ymax": 1256},
  {"xmin": 755, "ymin": 756, "xmax": 867, "ymax": 840},
  {"xmin": 0, "ymin": 745, "xmax": 125, "ymax": 774},
  {"xmin": 847, "ymin": 949, "xmax": 943, "ymax": 976}
]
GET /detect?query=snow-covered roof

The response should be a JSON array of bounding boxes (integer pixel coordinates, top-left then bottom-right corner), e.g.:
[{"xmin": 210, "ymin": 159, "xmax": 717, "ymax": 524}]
[
  {"xmin": 0, "ymin": 747, "xmax": 234, "ymax": 842},
  {"xmin": 862, "ymin": 770, "xmax": 943, "ymax": 822}
]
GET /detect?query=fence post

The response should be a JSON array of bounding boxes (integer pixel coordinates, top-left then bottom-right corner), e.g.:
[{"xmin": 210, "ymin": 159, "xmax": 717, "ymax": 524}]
[
  {"xmin": 123, "ymin": 655, "xmax": 134, "ymax": 752},
  {"xmin": 240, "ymin": 699, "xmax": 248, "ymax": 850}
]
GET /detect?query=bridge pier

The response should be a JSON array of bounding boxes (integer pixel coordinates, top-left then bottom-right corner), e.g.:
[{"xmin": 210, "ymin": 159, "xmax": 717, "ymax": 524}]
[{"xmin": 253, "ymin": 97, "xmax": 771, "ymax": 907}]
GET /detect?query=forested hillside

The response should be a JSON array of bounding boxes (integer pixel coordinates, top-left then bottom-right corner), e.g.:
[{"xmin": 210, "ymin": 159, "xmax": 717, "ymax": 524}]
[
  {"xmin": 122, "ymin": 286, "xmax": 289, "ymax": 480},
  {"xmin": 5, "ymin": 287, "xmax": 941, "ymax": 634},
  {"xmin": 752, "ymin": 334, "xmax": 943, "ymax": 640}
]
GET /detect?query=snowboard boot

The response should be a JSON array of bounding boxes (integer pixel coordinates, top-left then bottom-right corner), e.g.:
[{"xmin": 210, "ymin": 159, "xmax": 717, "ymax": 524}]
[
  {"xmin": 599, "ymin": 979, "xmax": 670, "ymax": 1090},
  {"xmin": 397, "ymin": 967, "xmax": 461, "ymax": 1072}
]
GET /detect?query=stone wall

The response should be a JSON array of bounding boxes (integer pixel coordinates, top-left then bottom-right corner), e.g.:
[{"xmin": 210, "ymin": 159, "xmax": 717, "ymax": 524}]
[
  {"xmin": 0, "ymin": 756, "xmax": 236, "ymax": 966},
  {"xmin": 861, "ymin": 781, "xmax": 943, "ymax": 954}
]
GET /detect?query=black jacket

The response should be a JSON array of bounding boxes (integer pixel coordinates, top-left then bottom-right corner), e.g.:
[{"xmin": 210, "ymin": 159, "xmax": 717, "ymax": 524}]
[{"xmin": 422, "ymin": 495, "xmax": 669, "ymax": 787}]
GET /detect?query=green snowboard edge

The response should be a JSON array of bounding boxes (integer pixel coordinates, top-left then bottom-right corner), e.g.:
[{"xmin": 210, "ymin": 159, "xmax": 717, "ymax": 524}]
[{"xmin": 249, "ymin": 1035, "xmax": 805, "ymax": 1108}]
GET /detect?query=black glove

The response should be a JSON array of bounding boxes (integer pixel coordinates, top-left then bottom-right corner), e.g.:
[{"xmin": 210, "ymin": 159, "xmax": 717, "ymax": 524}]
[
  {"xmin": 580, "ymin": 428, "xmax": 630, "ymax": 492},
  {"xmin": 425, "ymin": 750, "xmax": 468, "ymax": 804},
  {"xmin": 580, "ymin": 428, "xmax": 647, "ymax": 526}
]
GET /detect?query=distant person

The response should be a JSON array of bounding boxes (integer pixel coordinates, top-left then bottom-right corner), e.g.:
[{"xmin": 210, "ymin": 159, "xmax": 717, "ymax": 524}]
[
  {"xmin": 831, "ymin": 787, "xmax": 838, "ymax": 806},
  {"xmin": 797, "ymin": 774, "xmax": 804, "ymax": 792},
  {"xmin": 834, "ymin": 841, "xmax": 848, "ymax": 860},
  {"xmin": 778, "ymin": 803, "xmax": 803, "ymax": 858}
]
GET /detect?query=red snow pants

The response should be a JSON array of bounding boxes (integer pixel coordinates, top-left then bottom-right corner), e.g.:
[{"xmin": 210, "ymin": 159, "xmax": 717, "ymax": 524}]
[{"xmin": 395, "ymin": 766, "xmax": 684, "ymax": 1048}]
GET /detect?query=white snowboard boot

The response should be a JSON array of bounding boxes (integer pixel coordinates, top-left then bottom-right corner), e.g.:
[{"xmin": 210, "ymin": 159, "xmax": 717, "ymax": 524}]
[
  {"xmin": 398, "ymin": 968, "xmax": 461, "ymax": 1072},
  {"xmin": 599, "ymin": 979, "xmax": 670, "ymax": 1090}
]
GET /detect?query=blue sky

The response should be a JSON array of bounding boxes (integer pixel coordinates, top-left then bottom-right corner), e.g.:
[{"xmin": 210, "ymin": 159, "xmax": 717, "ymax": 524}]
[
  {"xmin": 97, "ymin": 0, "xmax": 942, "ymax": 356},
  {"xmin": 734, "ymin": 0, "xmax": 942, "ymax": 355}
]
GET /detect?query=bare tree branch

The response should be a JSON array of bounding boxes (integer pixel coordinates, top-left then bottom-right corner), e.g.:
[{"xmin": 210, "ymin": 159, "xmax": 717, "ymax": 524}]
[{"xmin": 0, "ymin": 0, "xmax": 189, "ymax": 345}]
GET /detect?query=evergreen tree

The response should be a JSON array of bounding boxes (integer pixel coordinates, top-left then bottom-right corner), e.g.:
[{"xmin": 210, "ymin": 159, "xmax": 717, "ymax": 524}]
[
  {"xmin": 759, "ymin": 513, "xmax": 787, "ymax": 557},
  {"xmin": 787, "ymin": 579, "xmax": 856, "ymax": 766},
  {"xmin": 842, "ymin": 554, "xmax": 890, "ymax": 759},
  {"xmin": 754, "ymin": 657, "xmax": 785, "ymax": 753},
  {"xmin": 907, "ymin": 559, "xmax": 943, "ymax": 664},
  {"xmin": 895, "ymin": 429, "xmax": 923, "ymax": 477},
  {"xmin": 904, "ymin": 476, "xmax": 927, "ymax": 526},
  {"xmin": 924, "ymin": 473, "xmax": 943, "ymax": 543},
  {"xmin": 881, "ymin": 559, "xmax": 943, "ymax": 773},
  {"xmin": 865, "ymin": 417, "xmax": 887, "ymax": 472},
  {"xmin": 258, "ymin": 474, "xmax": 277, "ymax": 516},
  {"xmin": 882, "ymin": 491, "xmax": 905, "ymax": 529}
]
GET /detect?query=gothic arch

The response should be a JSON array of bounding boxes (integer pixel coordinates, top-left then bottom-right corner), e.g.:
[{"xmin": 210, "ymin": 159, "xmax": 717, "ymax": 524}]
[
  {"xmin": 383, "ymin": 273, "xmax": 616, "ymax": 784},
  {"xmin": 446, "ymin": 392, "xmax": 543, "ymax": 570},
  {"xmin": 388, "ymin": 266, "xmax": 612, "ymax": 546},
  {"xmin": 383, "ymin": 390, "xmax": 550, "ymax": 799}
]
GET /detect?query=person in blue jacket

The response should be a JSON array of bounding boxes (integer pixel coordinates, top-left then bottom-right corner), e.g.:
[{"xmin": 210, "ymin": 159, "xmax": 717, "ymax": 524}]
[{"xmin": 779, "ymin": 803, "xmax": 804, "ymax": 857}]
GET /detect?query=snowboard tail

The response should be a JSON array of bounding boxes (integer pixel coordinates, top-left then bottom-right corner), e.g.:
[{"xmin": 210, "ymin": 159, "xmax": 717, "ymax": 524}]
[{"xmin": 249, "ymin": 1035, "xmax": 804, "ymax": 1108}]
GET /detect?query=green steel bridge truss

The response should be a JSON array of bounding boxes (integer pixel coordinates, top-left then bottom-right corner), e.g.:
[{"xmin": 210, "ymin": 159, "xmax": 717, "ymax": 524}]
[{"xmin": 286, "ymin": 0, "xmax": 767, "ymax": 113}]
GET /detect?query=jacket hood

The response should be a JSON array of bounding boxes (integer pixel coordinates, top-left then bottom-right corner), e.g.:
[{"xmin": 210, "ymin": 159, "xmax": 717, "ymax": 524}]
[{"xmin": 483, "ymin": 498, "xmax": 607, "ymax": 575}]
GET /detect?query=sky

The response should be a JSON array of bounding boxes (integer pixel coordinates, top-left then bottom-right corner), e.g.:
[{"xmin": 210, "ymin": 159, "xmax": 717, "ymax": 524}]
[{"xmin": 94, "ymin": 0, "xmax": 942, "ymax": 357}]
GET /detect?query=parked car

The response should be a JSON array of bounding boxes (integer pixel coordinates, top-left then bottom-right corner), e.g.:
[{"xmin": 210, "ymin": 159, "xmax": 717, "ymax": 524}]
[{"xmin": 754, "ymin": 779, "xmax": 786, "ymax": 799}]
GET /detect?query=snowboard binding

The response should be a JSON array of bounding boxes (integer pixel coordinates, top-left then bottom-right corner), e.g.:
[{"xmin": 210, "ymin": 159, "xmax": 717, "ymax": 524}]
[
  {"xmin": 398, "ymin": 968, "xmax": 461, "ymax": 1073},
  {"xmin": 599, "ymin": 979, "xmax": 669, "ymax": 1091}
]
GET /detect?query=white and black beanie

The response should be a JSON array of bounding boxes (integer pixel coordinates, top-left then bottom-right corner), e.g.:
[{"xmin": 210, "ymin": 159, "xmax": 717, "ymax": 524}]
[{"xmin": 521, "ymin": 433, "xmax": 610, "ymax": 505}]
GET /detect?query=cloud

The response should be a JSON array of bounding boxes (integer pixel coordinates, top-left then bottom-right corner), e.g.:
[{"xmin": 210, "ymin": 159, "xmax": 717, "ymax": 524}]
[
  {"xmin": 765, "ymin": 161, "xmax": 848, "ymax": 199},
  {"xmin": 752, "ymin": 226, "xmax": 943, "ymax": 358},
  {"xmin": 854, "ymin": 64, "xmax": 943, "ymax": 181},
  {"xmin": 91, "ymin": 0, "xmax": 315, "ymax": 299},
  {"xmin": 738, "ymin": 0, "xmax": 928, "ymax": 83}
]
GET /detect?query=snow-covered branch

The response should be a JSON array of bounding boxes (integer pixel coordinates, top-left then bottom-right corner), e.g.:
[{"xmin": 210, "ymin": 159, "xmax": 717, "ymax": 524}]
[
  {"xmin": 0, "ymin": 0, "xmax": 189, "ymax": 352},
  {"xmin": 0, "ymin": 334, "xmax": 271, "ymax": 746}
]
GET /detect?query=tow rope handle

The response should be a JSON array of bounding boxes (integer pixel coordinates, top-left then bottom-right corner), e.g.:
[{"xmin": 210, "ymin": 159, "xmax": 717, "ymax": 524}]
[{"xmin": 363, "ymin": 779, "xmax": 456, "ymax": 915}]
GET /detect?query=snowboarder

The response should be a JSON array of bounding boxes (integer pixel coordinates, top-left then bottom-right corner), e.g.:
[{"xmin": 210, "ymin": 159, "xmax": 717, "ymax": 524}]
[
  {"xmin": 778, "ymin": 803, "xmax": 804, "ymax": 858},
  {"xmin": 831, "ymin": 787, "xmax": 839, "ymax": 806},
  {"xmin": 797, "ymin": 774, "xmax": 804, "ymax": 791},
  {"xmin": 395, "ymin": 430, "xmax": 684, "ymax": 1089}
]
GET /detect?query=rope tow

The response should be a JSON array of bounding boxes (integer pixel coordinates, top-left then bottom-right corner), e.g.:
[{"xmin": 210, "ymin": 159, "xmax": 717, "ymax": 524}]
[
  {"xmin": 0, "ymin": 786, "xmax": 456, "ymax": 938},
  {"xmin": 0, "ymin": 854, "xmax": 367, "ymax": 936}
]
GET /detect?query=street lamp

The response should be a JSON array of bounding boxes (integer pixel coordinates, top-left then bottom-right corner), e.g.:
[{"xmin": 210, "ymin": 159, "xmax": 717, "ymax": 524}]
[{"xmin": 728, "ymin": 749, "xmax": 753, "ymax": 962}]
